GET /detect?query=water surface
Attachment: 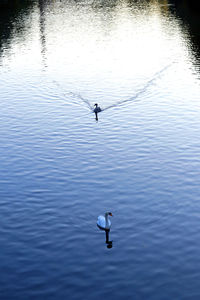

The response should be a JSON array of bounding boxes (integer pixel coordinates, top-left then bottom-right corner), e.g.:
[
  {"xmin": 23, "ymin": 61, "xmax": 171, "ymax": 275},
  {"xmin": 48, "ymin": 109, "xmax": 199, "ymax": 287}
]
[{"xmin": 0, "ymin": 0, "xmax": 200, "ymax": 299}]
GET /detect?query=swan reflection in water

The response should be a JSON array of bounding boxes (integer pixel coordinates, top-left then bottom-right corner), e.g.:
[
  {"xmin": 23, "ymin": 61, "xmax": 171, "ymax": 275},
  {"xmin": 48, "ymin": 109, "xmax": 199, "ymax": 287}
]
[
  {"xmin": 97, "ymin": 212, "xmax": 113, "ymax": 249},
  {"xmin": 105, "ymin": 229, "xmax": 113, "ymax": 249},
  {"xmin": 93, "ymin": 103, "xmax": 102, "ymax": 121}
]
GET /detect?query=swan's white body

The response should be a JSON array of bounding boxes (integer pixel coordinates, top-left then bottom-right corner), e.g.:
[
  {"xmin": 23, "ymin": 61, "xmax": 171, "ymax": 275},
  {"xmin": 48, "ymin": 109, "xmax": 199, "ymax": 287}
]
[{"xmin": 97, "ymin": 212, "xmax": 112, "ymax": 230}]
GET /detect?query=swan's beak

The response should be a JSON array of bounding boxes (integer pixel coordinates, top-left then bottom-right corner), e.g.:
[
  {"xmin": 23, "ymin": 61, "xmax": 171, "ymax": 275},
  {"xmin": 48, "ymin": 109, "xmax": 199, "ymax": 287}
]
[{"xmin": 109, "ymin": 213, "xmax": 113, "ymax": 216}]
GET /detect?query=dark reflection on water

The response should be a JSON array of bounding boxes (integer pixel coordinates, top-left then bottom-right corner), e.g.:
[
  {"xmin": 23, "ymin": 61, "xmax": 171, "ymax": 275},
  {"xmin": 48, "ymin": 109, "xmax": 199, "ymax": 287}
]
[
  {"xmin": 38, "ymin": 0, "xmax": 47, "ymax": 68},
  {"xmin": 105, "ymin": 230, "xmax": 113, "ymax": 249},
  {"xmin": 97, "ymin": 227, "xmax": 113, "ymax": 248},
  {"xmin": 169, "ymin": 0, "xmax": 200, "ymax": 73},
  {"xmin": 0, "ymin": 1, "xmax": 34, "ymax": 57}
]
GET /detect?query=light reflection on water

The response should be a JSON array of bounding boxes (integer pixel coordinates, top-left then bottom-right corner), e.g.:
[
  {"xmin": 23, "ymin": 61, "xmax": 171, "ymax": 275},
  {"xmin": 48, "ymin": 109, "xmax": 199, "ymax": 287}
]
[{"xmin": 0, "ymin": 1, "xmax": 200, "ymax": 299}]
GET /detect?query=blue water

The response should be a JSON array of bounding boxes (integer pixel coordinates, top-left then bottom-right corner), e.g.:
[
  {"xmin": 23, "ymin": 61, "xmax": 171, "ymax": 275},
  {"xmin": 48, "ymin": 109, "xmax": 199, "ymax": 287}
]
[{"xmin": 0, "ymin": 0, "xmax": 200, "ymax": 299}]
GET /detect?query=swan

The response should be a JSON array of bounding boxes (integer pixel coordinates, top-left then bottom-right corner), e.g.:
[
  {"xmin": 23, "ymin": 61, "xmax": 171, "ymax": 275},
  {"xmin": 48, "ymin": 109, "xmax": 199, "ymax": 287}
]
[
  {"xmin": 97, "ymin": 212, "xmax": 112, "ymax": 230},
  {"xmin": 93, "ymin": 103, "xmax": 101, "ymax": 113}
]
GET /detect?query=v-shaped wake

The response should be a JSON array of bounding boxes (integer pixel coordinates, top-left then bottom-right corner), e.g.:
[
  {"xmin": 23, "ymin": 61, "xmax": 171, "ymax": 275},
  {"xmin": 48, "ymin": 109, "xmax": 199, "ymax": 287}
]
[
  {"xmin": 52, "ymin": 61, "xmax": 175, "ymax": 113},
  {"xmin": 102, "ymin": 62, "xmax": 174, "ymax": 112}
]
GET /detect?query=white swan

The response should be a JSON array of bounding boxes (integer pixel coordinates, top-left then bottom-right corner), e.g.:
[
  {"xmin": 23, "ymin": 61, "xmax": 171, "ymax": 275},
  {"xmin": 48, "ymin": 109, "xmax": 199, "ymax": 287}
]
[{"xmin": 97, "ymin": 212, "xmax": 112, "ymax": 230}]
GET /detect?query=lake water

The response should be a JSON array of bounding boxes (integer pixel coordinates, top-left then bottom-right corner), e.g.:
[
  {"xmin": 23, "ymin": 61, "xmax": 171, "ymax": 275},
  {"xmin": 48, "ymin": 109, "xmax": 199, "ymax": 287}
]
[{"xmin": 0, "ymin": 0, "xmax": 200, "ymax": 299}]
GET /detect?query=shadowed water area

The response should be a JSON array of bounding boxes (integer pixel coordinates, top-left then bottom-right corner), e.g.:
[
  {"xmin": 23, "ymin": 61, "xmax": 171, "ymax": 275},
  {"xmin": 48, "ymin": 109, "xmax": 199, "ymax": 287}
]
[{"xmin": 0, "ymin": 0, "xmax": 200, "ymax": 299}]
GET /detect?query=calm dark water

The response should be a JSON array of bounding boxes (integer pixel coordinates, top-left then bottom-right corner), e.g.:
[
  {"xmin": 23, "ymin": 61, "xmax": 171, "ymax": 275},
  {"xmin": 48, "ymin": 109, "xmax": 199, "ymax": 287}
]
[{"xmin": 0, "ymin": 0, "xmax": 200, "ymax": 299}]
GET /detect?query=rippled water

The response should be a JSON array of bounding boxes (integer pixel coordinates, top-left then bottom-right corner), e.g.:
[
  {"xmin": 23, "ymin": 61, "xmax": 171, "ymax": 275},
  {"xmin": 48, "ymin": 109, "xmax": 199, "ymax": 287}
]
[{"xmin": 0, "ymin": 0, "xmax": 200, "ymax": 299}]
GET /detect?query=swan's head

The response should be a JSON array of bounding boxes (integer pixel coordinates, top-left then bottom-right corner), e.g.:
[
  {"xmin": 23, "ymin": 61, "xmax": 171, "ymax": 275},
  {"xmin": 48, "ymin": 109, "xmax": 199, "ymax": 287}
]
[
  {"xmin": 94, "ymin": 103, "xmax": 98, "ymax": 107},
  {"xmin": 105, "ymin": 212, "xmax": 113, "ymax": 216}
]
